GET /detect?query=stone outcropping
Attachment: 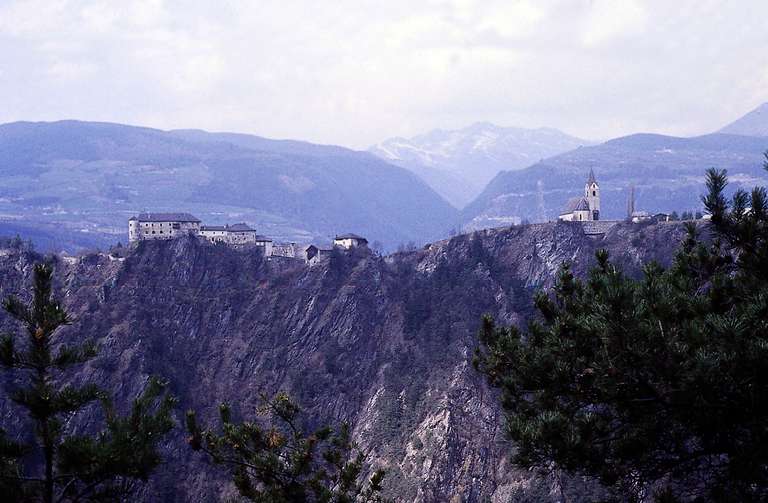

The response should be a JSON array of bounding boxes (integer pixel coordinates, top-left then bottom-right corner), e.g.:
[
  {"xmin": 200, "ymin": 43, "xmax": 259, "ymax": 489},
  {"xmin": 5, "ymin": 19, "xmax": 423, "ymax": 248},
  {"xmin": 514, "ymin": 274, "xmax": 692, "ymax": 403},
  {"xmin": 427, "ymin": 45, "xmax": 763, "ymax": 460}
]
[{"xmin": 0, "ymin": 222, "xmax": 690, "ymax": 502}]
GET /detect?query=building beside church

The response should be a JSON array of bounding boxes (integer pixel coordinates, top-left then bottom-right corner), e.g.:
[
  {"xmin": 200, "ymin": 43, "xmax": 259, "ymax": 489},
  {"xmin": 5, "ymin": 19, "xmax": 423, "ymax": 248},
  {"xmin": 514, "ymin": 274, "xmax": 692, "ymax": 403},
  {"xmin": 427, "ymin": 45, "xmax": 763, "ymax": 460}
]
[{"xmin": 559, "ymin": 170, "xmax": 601, "ymax": 222}]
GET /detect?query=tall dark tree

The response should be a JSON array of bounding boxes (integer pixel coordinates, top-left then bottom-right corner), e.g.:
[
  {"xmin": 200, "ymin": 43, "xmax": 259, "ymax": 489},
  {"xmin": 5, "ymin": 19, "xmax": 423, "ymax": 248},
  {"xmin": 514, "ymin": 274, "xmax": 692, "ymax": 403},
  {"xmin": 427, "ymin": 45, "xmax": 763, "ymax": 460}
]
[
  {"xmin": 475, "ymin": 154, "xmax": 768, "ymax": 502},
  {"xmin": 187, "ymin": 392, "xmax": 388, "ymax": 502},
  {"xmin": 0, "ymin": 263, "xmax": 176, "ymax": 502}
]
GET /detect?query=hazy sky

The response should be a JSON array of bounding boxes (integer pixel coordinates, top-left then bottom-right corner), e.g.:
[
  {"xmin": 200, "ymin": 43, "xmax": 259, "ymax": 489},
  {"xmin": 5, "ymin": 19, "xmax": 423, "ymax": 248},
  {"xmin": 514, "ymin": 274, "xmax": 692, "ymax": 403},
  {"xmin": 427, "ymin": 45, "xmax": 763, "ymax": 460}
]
[{"xmin": 1, "ymin": 0, "xmax": 766, "ymax": 148}]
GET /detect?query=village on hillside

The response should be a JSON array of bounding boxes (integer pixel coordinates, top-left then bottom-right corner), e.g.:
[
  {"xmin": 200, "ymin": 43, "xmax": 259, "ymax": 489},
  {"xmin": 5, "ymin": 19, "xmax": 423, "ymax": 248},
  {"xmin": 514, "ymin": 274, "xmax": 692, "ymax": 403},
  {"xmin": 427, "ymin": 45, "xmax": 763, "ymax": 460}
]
[{"xmin": 128, "ymin": 212, "xmax": 368, "ymax": 265}]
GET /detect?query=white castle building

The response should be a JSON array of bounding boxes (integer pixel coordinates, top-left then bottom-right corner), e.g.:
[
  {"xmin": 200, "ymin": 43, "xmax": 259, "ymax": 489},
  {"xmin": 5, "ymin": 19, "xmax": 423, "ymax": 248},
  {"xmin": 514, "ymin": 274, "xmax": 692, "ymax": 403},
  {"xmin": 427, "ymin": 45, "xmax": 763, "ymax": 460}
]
[
  {"xmin": 128, "ymin": 213, "xmax": 201, "ymax": 242},
  {"xmin": 333, "ymin": 233, "xmax": 368, "ymax": 249},
  {"xmin": 128, "ymin": 213, "xmax": 368, "ymax": 263},
  {"xmin": 559, "ymin": 169, "xmax": 601, "ymax": 222},
  {"xmin": 129, "ymin": 213, "xmax": 273, "ymax": 255}
]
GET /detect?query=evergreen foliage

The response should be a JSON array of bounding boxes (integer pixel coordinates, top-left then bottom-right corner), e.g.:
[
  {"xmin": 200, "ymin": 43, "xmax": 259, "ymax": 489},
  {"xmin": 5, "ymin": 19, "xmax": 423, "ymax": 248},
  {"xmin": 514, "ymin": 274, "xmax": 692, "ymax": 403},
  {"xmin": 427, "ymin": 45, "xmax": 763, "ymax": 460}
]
[
  {"xmin": 186, "ymin": 392, "xmax": 388, "ymax": 502},
  {"xmin": 0, "ymin": 263, "xmax": 176, "ymax": 502},
  {"xmin": 475, "ymin": 155, "xmax": 768, "ymax": 502}
]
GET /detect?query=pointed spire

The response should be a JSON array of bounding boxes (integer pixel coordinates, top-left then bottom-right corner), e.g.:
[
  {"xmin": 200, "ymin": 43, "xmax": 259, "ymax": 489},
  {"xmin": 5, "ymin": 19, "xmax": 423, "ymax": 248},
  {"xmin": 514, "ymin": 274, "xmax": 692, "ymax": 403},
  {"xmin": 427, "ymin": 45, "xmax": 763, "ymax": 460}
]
[{"xmin": 587, "ymin": 168, "xmax": 597, "ymax": 185}]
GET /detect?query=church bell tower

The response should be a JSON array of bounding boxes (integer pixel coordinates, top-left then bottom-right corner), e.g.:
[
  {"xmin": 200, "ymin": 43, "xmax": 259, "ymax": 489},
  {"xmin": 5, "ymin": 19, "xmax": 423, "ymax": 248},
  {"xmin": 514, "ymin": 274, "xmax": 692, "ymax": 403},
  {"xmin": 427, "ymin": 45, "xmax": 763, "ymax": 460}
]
[{"xmin": 585, "ymin": 169, "xmax": 600, "ymax": 221}]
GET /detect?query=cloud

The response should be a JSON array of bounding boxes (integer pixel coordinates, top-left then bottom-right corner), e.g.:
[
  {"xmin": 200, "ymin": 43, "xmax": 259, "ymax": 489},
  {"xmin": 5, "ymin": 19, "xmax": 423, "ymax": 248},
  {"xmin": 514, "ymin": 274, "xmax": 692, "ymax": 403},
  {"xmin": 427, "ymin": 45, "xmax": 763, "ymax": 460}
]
[
  {"xmin": 0, "ymin": 0, "xmax": 766, "ymax": 148},
  {"xmin": 581, "ymin": 0, "xmax": 647, "ymax": 47},
  {"xmin": 48, "ymin": 61, "xmax": 98, "ymax": 81}
]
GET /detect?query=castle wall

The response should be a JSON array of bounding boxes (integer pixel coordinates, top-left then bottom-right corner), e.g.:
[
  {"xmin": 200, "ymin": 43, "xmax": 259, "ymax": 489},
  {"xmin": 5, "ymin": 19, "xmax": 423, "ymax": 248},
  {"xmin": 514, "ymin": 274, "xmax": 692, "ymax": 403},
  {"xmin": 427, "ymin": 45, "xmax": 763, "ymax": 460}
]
[
  {"xmin": 136, "ymin": 221, "xmax": 200, "ymax": 241},
  {"xmin": 200, "ymin": 229, "xmax": 228, "ymax": 243}
]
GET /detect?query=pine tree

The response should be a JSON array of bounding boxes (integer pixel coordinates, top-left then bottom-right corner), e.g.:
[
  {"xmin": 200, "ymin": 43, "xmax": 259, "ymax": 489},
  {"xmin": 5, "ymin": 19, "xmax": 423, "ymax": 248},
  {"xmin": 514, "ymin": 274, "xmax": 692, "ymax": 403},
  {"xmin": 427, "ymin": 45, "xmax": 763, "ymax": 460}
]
[
  {"xmin": 187, "ymin": 392, "xmax": 388, "ymax": 502},
  {"xmin": 475, "ymin": 155, "xmax": 768, "ymax": 502},
  {"xmin": 0, "ymin": 263, "xmax": 176, "ymax": 502}
]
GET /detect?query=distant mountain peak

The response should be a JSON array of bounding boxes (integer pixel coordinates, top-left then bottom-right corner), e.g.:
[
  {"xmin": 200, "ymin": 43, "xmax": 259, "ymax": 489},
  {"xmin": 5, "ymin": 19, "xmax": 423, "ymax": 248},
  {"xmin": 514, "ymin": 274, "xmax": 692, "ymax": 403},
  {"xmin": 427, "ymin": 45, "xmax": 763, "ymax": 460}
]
[
  {"xmin": 718, "ymin": 102, "xmax": 768, "ymax": 137},
  {"xmin": 369, "ymin": 123, "xmax": 592, "ymax": 208}
]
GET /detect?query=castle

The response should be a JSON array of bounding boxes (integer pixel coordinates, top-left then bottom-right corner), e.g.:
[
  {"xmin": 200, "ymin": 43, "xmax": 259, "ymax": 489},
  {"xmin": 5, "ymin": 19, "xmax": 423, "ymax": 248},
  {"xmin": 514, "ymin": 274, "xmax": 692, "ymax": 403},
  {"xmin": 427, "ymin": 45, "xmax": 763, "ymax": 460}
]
[
  {"xmin": 558, "ymin": 169, "xmax": 600, "ymax": 222},
  {"xmin": 128, "ymin": 213, "xmax": 273, "ymax": 255},
  {"xmin": 128, "ymin": 212, "xmax": 367, "ymax": 263}
]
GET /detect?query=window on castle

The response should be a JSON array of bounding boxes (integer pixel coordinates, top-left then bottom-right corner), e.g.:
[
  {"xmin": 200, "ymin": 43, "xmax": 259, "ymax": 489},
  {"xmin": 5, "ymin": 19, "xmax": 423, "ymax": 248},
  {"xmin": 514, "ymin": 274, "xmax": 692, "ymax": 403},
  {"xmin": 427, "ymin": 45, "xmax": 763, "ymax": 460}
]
[{"xmin": 592, "ymin": 191, "xmax": 596, "ymax": 196}]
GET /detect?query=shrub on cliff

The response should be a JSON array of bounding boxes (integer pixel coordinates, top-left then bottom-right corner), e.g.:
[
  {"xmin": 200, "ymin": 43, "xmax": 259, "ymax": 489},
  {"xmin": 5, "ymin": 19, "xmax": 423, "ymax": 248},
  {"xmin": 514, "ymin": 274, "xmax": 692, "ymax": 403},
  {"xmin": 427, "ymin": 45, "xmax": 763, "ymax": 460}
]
[
  {"xmin": 475, "ymin": 156, "xmax": 768, "ymax": 502},
  {"xmin": 0, "ymin": 263, "xmax": 176, "ymax": 502},
  {"xmin": 187, "ymin": 392, "xmax": 388, "ymax": 502}
]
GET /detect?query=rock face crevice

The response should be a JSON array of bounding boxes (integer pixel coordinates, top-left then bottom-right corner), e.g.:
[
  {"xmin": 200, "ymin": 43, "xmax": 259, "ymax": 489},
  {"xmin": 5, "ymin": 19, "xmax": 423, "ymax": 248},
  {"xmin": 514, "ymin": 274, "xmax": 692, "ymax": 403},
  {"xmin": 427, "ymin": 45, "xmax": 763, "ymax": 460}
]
[{"xmin": 0, "ymin": 222, "xmax": 689, "ymax": 502}]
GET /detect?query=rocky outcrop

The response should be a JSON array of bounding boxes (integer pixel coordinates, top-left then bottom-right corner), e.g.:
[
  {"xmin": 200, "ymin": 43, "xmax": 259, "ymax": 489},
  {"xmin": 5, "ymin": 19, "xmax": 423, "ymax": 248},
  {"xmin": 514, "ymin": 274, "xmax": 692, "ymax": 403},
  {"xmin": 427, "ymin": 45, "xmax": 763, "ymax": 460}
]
[{"xmin": 0, "ymin": 222, "xmax": 690, "ymax": 502}]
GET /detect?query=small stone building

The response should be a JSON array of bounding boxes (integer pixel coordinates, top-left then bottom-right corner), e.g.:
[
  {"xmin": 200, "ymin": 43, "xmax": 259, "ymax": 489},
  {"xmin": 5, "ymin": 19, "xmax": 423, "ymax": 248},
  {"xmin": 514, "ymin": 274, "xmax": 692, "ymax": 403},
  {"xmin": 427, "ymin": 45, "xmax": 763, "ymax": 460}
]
[
  {"xmin": 333, "ymin": 233, "xmax": 368, "ymax": 249},
  {"xmin": 254, "ymin": 235, "xmax": 274, "ymax": 257},
  {"xmin": 129, "ymin": 212, "xmax": 201, "ymax": 243},
  {"xmin": 227, "ymin": 223, "xmax": 258, "ymax": 245},
  {"xmin": 305, "ymin": 245, "xmax": 332, "ymax": 265},
  {"xmin": 631, "ymin": 211, "xmax": 652, "ymax": 223}
]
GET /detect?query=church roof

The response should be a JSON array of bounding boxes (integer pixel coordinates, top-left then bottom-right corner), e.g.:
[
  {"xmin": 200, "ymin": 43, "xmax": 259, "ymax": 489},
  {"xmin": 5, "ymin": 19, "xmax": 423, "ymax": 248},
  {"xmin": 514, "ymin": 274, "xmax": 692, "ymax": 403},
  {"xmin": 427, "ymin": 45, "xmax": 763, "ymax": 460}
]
[
  {"xmin": 587, "ymin": 168, "xmax": 597, "ymax": 185},
  {"xmin": 561, "ymin": 197, "xmax": 590, "ymax": 214}
]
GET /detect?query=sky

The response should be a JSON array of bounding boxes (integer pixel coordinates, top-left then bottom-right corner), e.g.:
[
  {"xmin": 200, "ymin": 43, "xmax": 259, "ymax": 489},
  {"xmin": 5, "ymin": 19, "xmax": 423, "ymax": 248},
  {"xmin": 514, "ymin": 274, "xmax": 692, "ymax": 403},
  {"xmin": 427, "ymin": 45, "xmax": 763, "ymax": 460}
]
[{"xmin": 0, "ymin": 0, "xmax": 767, "ymax": 149}]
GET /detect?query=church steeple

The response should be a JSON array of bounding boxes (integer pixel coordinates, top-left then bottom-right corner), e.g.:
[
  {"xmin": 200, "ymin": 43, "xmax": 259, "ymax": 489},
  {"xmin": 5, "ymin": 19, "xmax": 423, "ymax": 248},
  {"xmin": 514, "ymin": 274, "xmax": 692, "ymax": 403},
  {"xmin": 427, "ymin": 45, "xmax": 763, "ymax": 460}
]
[{"xmin": 585, "ymin": 169, "xmax": 600, "ymax": 220}]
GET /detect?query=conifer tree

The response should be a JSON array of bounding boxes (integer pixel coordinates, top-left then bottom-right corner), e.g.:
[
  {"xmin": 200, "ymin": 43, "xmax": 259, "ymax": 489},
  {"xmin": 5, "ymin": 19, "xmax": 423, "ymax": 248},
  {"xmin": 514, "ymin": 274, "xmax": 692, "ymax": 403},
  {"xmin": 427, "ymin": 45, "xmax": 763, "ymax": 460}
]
[
  {"xmin": 0, "ymin": 263, "xmax": 176, "ymax": 502},
  {"xmin": 187, "ymin": 392, "xmax": 388, "ymax": 502},
  {"xmin": 475, "ymin": 155, "xmax": 768, "ymax": 501}
]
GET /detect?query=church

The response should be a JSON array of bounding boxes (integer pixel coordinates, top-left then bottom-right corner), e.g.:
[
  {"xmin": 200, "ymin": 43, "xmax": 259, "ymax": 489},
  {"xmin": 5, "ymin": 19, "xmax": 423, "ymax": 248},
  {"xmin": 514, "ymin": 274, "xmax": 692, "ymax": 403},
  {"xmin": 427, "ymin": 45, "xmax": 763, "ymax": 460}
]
[{"xmin": 558, "ymin": 169, "xmax": 600, "ymax": 222}]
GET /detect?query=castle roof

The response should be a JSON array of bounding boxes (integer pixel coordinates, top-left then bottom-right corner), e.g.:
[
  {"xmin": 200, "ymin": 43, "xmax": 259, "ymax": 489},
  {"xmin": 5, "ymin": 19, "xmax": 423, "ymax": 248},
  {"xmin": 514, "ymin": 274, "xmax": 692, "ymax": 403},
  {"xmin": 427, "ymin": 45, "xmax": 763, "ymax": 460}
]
[
  {"xmin": 587, "ymin": 168, "xmax": 597, "ymax": 185},
  {"xmin": 335, "ymin": 233, "xmax": 367, "ymax": 241},
  {"xmin": 201, "ymin": 225, "xmax": 227, "ymax": 231},
  {"xmin": 228, "ymin": 223, "xmax": 255, "ymax": 232},
  {"xmin": 561, "ymin": 197, "xmax": 590, "ymax": 214},
  {"xmin": 254, "ymin": 235, "xmax": 272, "ymax": 242},
  {"xmin": 137, "ymin": 212, "xmax": 200, "ymax": 223}
]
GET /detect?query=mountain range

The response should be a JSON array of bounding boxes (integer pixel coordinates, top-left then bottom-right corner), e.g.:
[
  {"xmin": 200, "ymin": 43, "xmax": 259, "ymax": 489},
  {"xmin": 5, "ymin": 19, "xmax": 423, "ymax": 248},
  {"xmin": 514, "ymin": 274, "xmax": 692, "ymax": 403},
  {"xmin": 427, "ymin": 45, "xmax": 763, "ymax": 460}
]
[
  {"xmin": 461, "ymin": 103, "xmax": 768, "ymax": 228},
  {"xmin": 369, "ymin": 123, "xmax": 592, "ymax": 208},
  {"xmin": 0, "ymin": 121, "xmax": 459, "ymax": 252},
  {"xmin": 2, "ymin": 102, "xmax": 767, "ymax": 253},
  {"xmin": 462, "ymin": 132, "xmax": 768, "ymax": 228}
]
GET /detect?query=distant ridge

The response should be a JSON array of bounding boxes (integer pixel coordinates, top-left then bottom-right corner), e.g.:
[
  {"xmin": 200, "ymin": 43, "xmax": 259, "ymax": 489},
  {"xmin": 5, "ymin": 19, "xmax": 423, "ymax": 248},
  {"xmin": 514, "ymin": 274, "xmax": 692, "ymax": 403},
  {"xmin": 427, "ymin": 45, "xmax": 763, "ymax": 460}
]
[
  {"xmin": 0, "ymin": 120, "xmax": 458, "ymax": 251},
  {"xmin": 461, "ymin": 131, "xmax": 768, "ymax": 229},
  {"xmin": 718, "ymin": 102, "xmax": 768, "ymax": 137}
]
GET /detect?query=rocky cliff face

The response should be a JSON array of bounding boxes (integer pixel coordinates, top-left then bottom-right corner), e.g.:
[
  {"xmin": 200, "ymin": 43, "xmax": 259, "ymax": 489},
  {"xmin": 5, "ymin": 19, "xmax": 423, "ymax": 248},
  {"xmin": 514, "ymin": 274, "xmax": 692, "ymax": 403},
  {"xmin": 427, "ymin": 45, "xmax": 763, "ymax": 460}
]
[{"xmin": 0, "ymin": 221, "xmax": 689, "ymax": 502}]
